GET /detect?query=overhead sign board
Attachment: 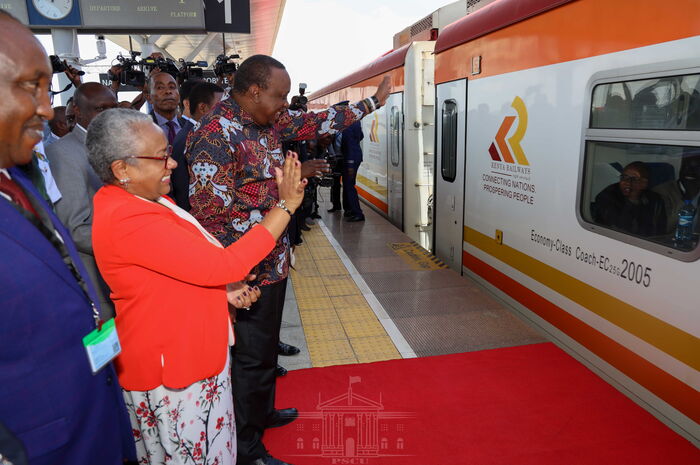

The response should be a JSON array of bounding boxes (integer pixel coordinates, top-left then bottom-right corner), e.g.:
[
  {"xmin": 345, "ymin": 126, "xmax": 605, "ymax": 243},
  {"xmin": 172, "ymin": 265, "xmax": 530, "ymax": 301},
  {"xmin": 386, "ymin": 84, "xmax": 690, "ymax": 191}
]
[
  {"xmin": 80, "ymin": 0, "xmax": 205, "ymax": 30},
  {"xmin": 0, "ymin": 1, "xmax": 29, "ymax": 24},
  {"xmin": 204, "ymin": 0, "xmax": 250, "ymax": 33}
]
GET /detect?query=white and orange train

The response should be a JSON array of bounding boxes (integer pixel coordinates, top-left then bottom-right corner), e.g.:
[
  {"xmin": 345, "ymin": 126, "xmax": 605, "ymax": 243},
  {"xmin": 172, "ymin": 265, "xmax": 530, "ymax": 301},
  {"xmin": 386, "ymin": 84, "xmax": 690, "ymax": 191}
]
[{"xmin": 309, "ymin": 0, "xmax": 700, "ymax": 443}]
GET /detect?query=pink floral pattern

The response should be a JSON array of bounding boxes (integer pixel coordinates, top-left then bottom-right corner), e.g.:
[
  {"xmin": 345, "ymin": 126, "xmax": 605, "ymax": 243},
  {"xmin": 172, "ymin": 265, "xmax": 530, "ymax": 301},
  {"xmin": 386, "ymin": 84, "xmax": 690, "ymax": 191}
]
[{"xmin": 123, "ymin": 356, "xmax": 235, "ymax": 464}]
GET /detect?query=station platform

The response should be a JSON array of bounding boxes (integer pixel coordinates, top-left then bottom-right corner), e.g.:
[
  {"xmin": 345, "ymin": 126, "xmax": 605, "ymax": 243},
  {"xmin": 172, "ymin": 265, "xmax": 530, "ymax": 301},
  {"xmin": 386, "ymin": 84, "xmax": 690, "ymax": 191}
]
[{"xmin": 279, "ymin": 193, "xmax": 546, "ymax": 371}]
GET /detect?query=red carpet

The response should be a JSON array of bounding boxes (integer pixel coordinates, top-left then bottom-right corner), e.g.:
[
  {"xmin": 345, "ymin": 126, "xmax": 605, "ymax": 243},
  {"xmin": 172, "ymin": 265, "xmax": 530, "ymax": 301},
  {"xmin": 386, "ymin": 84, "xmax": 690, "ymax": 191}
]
[{"xmin": 265, "ymin": 343, "xmax": 699, "ymax": 465}]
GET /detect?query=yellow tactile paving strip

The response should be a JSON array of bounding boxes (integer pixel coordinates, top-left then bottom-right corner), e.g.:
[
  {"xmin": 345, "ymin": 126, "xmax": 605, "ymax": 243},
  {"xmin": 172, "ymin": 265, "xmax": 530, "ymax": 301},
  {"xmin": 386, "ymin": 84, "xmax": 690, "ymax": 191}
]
[
  {"xmin": 290, "ymin": 224, "xmax": 401, "ymax": 367},
  {"xmin": 356, "ymin": 173, "xmax": 388, "ymax": 197}
]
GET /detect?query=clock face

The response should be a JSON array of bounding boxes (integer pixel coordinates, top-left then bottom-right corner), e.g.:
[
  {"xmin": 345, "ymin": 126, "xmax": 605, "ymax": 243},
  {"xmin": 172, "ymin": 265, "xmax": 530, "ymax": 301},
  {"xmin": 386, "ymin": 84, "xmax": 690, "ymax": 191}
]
[{"xmin": 32, "ymin": 0, "xmax": 74, "ymax": 20}]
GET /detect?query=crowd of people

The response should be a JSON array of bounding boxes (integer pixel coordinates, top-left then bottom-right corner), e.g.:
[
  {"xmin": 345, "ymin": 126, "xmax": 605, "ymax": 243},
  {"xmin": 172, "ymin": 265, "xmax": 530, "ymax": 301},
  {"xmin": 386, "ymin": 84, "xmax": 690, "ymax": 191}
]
[{"xmin": 0, "ymin": 11, "xmax": 390, "ymax": 465}]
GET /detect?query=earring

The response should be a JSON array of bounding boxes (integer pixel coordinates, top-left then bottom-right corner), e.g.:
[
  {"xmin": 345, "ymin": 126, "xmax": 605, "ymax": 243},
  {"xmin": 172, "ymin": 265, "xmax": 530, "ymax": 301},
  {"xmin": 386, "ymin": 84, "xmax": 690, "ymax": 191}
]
[{"xmin": 119, "ymin": 178, "xmax": 130, "ymax": 186}]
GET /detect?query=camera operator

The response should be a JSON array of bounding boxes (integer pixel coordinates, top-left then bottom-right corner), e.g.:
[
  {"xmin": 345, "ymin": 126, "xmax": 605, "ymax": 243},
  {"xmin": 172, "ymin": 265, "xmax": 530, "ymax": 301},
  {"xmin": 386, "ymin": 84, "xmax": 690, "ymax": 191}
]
[{"xmin": 214, "ymin": 54, "xmax": 239, "ymax": 97}]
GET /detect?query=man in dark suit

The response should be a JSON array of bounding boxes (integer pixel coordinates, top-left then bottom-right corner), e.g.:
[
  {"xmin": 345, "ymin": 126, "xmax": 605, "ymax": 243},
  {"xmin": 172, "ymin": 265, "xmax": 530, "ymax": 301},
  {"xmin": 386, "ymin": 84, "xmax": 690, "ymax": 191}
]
[
  {"xmin": 147, "ymin": 72, "xmax": 187, "ymax": 145},
  {"xmin": 0, "ymin": 11, "xmax": 135, "ymax": 465},
  {"xmin": 170, "ymin": 82, "xmax": 224, "ymax": 210},
  {"xmin": 341, "ymin": 120, "xmax": 365, "ymax": 221}
]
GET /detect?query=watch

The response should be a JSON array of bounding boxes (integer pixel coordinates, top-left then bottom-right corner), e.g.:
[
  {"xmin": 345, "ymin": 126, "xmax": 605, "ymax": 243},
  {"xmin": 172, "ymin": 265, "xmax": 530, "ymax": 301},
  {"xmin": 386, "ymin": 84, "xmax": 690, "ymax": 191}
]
[
  {"xmin": 32, "ymin": 0, "xmax": 74, "ymax": 20},
  {"xmin": 275, "ymin": 200, "xmax": 293, "ymax": 216}
]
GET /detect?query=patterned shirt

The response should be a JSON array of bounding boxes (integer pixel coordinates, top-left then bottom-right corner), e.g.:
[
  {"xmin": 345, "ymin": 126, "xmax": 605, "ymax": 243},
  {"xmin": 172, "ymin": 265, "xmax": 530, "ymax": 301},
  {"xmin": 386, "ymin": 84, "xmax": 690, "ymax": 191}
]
[{"xmin": 186, "ymin": 97, "xmax": 370, "ymax": 284}]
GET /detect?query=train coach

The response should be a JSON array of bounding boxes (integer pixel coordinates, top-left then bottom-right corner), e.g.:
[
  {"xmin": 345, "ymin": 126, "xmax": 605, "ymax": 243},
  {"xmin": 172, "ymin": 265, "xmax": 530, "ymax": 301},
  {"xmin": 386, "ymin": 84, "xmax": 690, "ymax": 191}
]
[{"xmin": 310, "ymin": 0, "xmax": 700, "ymax": 442}]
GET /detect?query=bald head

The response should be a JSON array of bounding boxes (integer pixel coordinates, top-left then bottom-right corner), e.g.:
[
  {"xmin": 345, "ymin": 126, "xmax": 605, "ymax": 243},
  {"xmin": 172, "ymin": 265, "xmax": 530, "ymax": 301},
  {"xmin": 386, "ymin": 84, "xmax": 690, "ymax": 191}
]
[
  {"xmin": 0, "ymin": 12, "xmax": 53, "ymax": 168},
  {"xmin": 73, "ymin": 82, "xmax": 118, "ymax": 129}
]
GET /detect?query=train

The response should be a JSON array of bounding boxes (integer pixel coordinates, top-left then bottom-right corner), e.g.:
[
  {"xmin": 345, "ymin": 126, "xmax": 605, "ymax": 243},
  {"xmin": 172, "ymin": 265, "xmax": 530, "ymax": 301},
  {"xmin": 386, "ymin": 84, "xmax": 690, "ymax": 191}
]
[{"xmin": 309, "ymin": 0, "xmax": 700, "ymax": 443}]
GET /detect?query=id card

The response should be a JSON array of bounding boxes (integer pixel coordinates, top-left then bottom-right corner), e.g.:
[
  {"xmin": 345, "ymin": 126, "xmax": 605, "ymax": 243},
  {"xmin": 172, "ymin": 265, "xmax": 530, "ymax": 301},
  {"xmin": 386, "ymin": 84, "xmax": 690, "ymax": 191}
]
[{"xmin": 82, "ymin": 318, "xmax": 121, "ymax": 374}]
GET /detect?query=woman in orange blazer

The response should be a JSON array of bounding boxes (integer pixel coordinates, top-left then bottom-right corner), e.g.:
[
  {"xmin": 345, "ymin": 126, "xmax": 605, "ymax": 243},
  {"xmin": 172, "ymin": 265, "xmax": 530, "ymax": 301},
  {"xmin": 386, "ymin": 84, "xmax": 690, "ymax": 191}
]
[{"xmin": 87, "ymin": 108, "xmax": 306, "ymax": 465}]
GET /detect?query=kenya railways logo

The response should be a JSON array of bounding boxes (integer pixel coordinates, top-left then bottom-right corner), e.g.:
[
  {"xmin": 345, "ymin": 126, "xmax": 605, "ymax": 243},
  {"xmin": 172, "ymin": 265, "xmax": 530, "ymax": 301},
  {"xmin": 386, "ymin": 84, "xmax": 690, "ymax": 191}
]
[
  {"xmin": 482, "ymin": 96, "xmax": 536, "ymax": 205},
  {"xmin": 488, "ymin": 96, "xmax": 529, "ymax": 165},
  {"xmin": 369, "ymin": 114, "xmax": 380, "ymax": 143}
]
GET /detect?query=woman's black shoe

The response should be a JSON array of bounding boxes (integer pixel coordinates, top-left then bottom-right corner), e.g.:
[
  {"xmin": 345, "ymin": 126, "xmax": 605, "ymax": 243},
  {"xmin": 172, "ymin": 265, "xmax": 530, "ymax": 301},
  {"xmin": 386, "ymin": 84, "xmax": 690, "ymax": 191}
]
[{"xmin": 327, "ymin": 207, "xmax": 341, "ymax": 212}]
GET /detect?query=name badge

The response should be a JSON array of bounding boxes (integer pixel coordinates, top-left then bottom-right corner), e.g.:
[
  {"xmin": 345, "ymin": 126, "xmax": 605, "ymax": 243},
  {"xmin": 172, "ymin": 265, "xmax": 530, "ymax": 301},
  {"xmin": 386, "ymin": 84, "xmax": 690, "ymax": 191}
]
[{"xmin": 82, "ymin": 318, "xmax": 121, "ymax": 374}]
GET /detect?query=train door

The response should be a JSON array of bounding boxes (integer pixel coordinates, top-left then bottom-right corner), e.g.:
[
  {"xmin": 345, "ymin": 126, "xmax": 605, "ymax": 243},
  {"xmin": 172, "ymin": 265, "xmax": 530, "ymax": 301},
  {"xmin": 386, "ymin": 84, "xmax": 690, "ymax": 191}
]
[
  {"xmin": 434, "ymin": 79, "xmax": 467, "ymax": 272},
  {"xmin": 386, "ymin": 93, "xmax": 404, "ymax": 229}
]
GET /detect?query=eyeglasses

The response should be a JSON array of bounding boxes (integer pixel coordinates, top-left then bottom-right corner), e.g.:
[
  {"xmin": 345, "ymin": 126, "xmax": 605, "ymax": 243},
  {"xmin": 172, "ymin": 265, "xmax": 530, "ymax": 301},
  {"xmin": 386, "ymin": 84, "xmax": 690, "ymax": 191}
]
[
  {"xmin": 619, "ymin": 174, "xmax": 645, "ymax": 184},
  {"xmin": 127, "ymin": 145, "xmax": 173, "ymax": 168}
]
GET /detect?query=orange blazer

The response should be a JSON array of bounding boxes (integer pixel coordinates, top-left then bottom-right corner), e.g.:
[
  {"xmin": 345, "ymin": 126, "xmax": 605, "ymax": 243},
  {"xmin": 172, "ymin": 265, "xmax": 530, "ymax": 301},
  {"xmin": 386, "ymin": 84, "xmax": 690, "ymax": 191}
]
[{"xmin": 92, "ymin": 185, "xmax": 275, "ymax": 391}]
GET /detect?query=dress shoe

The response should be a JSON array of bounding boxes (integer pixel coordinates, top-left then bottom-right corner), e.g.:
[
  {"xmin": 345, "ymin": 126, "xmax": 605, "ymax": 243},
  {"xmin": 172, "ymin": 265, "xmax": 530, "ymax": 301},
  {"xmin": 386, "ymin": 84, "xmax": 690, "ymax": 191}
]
[
  {"xmin": 310, "ymin": 212, "xmax": 321, "ymax": 219},
  {"xmin": 266, "ymin": 408, "xmax": 298, "ymax": 429},
  {"xmin": 327, "ymin": 207, "xmax": 341, "ymax": 212},
  {"xmin": 343, "ymin": 210, "xmax": 353, "ymax": 218},
  {"xmin": 250, "ymin": 455, "xmax": 294, "ymax": 465},
  {"xmin": 346, "ymin": 215, "xmax": 365, "ymax": 222},
  {"xmin": 278, "ymin": 341, "xmax": 301, "ymax": 356},
  {"xmin": 276, "ymin": 364, "xmax": 288, "ymax": 377},
  {"xmin": 300, "ymin": 224, "xmax": 311, "ymax": 231}
]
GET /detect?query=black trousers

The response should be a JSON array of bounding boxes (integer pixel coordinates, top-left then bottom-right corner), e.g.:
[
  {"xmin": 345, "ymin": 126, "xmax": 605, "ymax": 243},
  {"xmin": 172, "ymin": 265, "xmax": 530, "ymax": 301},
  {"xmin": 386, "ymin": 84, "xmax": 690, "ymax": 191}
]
[
  {"xmin": 342, "ymin": 160, "xmax": 363, "ymax": 217},
  {"xmin": 231, "ymin": 278, "xmax": 288, "ymax": 464},
  {"xmin": 329, "ymin": 172, "xmax": 342, "ymax": 210}
]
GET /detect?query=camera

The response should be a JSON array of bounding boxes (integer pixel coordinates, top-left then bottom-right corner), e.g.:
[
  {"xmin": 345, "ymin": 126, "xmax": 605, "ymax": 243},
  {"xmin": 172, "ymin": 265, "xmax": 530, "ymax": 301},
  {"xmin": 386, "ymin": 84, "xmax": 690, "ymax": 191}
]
[
  {"xmin": 214, "ymin": 54, "xmax": 240, "ymax": 77},
  {"xmin": 109, "ymin": 52, "xmax": 147, "ymax": 87},
  {"xmin": 178, "ymin": 59, "xmax": 208, "ymax": 81},
  {"xmin": 109, "ymin": 52, "xmax": 183, "ymax": 88},
  {"xmin": 142, "ymin": 55, "xmax": 180, "ymax": 81},
  {"xmin": 49, "ymin": 55, "xmax": 85, "ymax": 76},
  {"xmin": 310, "ymin": 134, "xmax": 341, "ymax": 188}
]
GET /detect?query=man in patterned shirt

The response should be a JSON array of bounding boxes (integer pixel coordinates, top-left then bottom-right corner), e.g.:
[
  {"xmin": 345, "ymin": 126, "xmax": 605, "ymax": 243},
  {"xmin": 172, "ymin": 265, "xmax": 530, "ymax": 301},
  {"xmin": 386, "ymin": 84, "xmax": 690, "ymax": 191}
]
[{"xmin": 187, "ymin": 54, "xmax": 389, "ymax": 465}]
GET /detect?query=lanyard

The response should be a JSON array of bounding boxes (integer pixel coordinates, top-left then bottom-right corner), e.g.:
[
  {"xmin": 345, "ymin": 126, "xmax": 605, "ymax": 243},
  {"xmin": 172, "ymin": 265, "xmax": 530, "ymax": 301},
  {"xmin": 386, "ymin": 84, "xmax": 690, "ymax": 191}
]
[{"xmin": 3, "ymin": 197, "xmax": 101, "ymax": 326}]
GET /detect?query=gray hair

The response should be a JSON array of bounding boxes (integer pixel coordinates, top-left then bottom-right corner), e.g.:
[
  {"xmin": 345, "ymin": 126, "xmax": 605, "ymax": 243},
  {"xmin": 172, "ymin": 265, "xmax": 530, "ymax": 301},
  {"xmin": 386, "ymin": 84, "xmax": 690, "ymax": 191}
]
[{"xmin": 86, "ymin": 108, "xmax": 152, "ymax": 183}]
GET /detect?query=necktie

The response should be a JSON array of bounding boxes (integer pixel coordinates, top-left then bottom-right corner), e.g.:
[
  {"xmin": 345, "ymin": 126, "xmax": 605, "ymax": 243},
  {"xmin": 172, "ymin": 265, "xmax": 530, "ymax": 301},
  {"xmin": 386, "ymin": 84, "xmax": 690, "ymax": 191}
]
[
  {"xmin": 166, "ymin": 120, "xmax": 177, "ymax": 146},
  {"xmin": 0, "ymin": 171, "xmax": 38, "ymax": 217}
]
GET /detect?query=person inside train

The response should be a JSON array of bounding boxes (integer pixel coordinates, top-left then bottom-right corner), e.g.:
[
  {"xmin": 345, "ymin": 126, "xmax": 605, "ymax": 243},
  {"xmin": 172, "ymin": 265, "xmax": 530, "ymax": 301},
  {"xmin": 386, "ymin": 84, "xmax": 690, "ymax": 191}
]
[
  {"xmin": 592, "ymin": 161, "xmax": 666, "ymax": 237},
  {"xmin": 653, "ymin": 151, "xmax": 700, "ymax": 233},
  {"xmin": 86, "ymin": 107, "xmax": 306, "ymax": 465}
]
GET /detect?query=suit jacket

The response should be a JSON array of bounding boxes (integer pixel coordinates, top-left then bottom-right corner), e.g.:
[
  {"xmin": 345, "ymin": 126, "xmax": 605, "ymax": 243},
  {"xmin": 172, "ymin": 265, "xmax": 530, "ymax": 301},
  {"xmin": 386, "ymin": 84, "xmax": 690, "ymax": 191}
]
[
  {"xmin": 45, "ymin": 128, "xmax": 114, "ymax": 318},
  {"xmin": 92, "ymin": 185, "xmax": 276, "ymax": 390},
  {"xmin": 341, "ymin": 121, "xmax": 364, "ymax": 163},
  {"xmin": 0, "ymin": 167, "xmax": 135, "ymax": 465},
  {"xmin": 170, "ymin": 119, "xmax": 195, "ymax": 210},
  {"xmin": 149, "ymin": 111, "xmax": 187, "ymax": 140}
]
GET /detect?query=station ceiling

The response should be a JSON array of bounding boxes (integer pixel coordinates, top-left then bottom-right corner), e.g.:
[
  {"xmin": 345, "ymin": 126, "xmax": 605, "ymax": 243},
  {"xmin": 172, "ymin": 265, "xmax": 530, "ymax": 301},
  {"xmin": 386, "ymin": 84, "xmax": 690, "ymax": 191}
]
[{"xmin": 105, "ymin": 0, "xmax": 286, "ymax": 66}]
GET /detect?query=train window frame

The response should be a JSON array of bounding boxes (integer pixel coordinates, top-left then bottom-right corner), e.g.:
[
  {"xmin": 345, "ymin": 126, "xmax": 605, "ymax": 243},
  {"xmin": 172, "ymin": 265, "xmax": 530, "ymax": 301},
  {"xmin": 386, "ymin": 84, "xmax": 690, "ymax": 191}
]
[
  {"xmin": 441, "ymin": 99, "xmax": 458, "ymax": 182},
  {"xmin": 576, "ymin": 64, "xmax": 700, "ymax": 262}
]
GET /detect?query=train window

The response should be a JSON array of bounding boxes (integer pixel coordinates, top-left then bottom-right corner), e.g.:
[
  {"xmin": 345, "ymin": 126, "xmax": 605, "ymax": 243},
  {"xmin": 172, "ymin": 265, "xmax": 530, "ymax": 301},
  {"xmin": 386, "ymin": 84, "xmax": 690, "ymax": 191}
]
[
  {"xmin": 590, "ymin": 73, "xmax": 700, "ymax": 130},
  {"xmin": 390, "ymin": 106, "xmax": 401, "ymax": 167},
  {"xmin": 441, "ymin": 100, "xmax": 458, "ymax": 182}
]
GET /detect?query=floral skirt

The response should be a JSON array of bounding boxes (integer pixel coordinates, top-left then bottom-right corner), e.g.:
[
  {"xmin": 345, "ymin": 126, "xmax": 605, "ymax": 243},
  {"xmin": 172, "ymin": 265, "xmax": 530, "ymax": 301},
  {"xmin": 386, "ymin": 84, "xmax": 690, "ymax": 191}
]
[{"xmin": 123, "ymin": 354, "xmax": 236, "ymax": 465}]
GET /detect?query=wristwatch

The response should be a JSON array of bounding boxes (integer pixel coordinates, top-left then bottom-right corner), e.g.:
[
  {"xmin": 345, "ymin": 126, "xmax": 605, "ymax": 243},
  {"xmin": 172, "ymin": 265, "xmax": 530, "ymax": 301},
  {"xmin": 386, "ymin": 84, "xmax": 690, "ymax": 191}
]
[{"xmin": 275, "ymin": 200, "xmax": 293, "ymax": 216}]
